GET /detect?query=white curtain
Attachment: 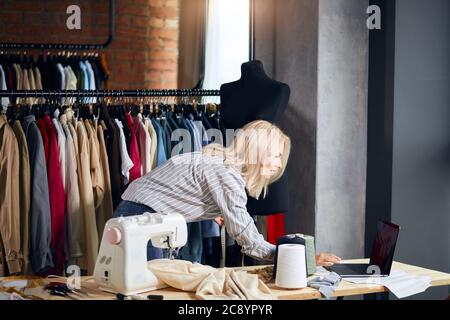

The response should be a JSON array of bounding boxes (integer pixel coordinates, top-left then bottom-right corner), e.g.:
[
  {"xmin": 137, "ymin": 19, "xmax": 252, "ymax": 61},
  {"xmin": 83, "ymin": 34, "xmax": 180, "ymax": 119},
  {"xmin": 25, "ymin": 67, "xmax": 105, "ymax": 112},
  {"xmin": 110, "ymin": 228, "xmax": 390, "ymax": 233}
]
[{"xmin": 203, "ymin": 0, "xmax": 250, "ymax": 91}]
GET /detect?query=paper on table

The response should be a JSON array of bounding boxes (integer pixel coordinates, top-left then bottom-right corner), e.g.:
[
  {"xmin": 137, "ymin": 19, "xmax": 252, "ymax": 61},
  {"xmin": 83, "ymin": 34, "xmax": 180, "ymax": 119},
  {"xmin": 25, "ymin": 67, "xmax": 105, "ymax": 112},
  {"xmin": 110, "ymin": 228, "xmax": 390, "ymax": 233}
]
[
  {"xmin": 0, "ymin": 279, "xmax": 28, "ymax": 289},
  {"xmin": 344, "ymin": 269, "xmax": 431, "ymax": 299}
]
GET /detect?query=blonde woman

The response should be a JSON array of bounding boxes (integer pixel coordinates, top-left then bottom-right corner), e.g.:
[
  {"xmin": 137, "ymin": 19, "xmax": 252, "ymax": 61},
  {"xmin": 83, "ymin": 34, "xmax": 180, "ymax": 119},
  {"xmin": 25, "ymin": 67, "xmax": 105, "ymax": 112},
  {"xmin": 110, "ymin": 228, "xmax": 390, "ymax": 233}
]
[{"xmin": 116, "ymin": 120, "xmax": 341, "ymax": 266}]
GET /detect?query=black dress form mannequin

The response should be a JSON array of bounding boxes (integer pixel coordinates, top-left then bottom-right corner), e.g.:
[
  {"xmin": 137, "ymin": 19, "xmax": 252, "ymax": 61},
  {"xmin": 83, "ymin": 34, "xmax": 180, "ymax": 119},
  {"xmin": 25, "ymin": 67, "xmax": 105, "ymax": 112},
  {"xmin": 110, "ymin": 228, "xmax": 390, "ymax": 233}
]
[{"xmin": 220, "ymin": 60, "xmax": 290, "ymax": 215}]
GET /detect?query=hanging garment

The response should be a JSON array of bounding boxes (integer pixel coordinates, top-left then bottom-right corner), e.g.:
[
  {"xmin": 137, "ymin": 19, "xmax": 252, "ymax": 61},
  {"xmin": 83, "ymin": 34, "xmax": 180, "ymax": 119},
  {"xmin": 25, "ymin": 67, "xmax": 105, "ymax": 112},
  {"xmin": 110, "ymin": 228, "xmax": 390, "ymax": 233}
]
[
  {"xmin": 13, "ymin": 64, "xmax": 22, "ymax": 90},
  {"xmin": 150, "ymin": 118, "xmax": 168, "ymax": 167},
  {"xmin": 21, "ymin": 115, "xmax": 53, "ymax": 274},
  {"xmin": 0, "ymin": 116, "xmax": 21, "ymax": 275},
  {"xmin": 65, "ymin": 66, "xmax": 78, "ymax": 90},
  {"xmin": 60, "ymin": 114, "xmax": 83, "ymax": 261},
  {"xmin": 159, "ymin": 118, "xmax": 172, "ymax": 158},
  {"xmin": 79, "ymin": 61, "xmax": 90, "ymax": 104},
  {"xmin": 0, "ymin": 65, "xmax": 10, "ymax": 108},
  {"xmin": 136, "ymin": 115, "xmax": 152, "ymax": 175},
  {"xmin": 100, "ymin": 105, "xmax": 123, "ymax": 209},
  {"xmin": 76, "ymin": 121, "xmax": 98, "ymax": 274},
  {"xmin": 40, "ymin": 115, "xmax": 66, "ymax": 275},
  {"xmin": 84, "ymin": 120, "xmax": 105, "ymax": 210},
  {"xmin": 145, "ymin": 118, "xmax": 158, "ymax": 169},
  {"xmin": 37, "ymin": 118, "xmax": 49, "ymax": 163},
  {"xmin": 84, "ymin": 61, "xmax": 97, "ymax": 104},
  {"xmin": 52, "ymin": 110, "xmax": 67, "ymax": 190},
  {"xmin": 34, "ymin": 67, "xmax": 43, "ymax": 90},
  {"xmin": 90, "ymin": 59, "xmax": 104, "ymax": 90},
  {"xmin": 4, "ymin": 65, "xmax": 14, "ymax": 93},
  {"xmin": 114, "ymin": 119, "xmax": 134, "ymax": 186},
  {"xmin": 124, "ymin": 112, "xmax": 142, "ymax": 182},
  {"xmin": 28, "ymin": 67, "xmax": 36, "ymax": 90},
  {"xmin": 11, "ymin": 121, "xmax": 31, "ymax": 275},
  {"xmin": 56, "ymin": 63, "xmax": 66, "ymax": 90},
  {"xmin": 266, "ymin": 214, "xmax": 286, "ymax": 245},
  {"xmin": 96, "ymin": 122, "xmax": 114, "ymax": 237}
]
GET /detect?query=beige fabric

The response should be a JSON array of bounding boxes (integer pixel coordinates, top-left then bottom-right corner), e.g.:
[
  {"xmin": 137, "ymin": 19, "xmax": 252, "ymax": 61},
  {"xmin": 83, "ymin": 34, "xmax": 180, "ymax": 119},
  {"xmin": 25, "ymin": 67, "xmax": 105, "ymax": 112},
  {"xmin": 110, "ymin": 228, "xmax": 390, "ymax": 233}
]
[
  {"xmin": 147, "ymin": 259, "xmax": 275, "ymax": 300},
  {"xmin": 28, "ymin": 68, "xmax": 37, "ymax": 106},
  {"xmin": 95, "ymin": 122, "xmax": 113, "ymax": 238},
  {"xmin": 33, "ymin": 67, "xmax": 43, "ymax": 104},
  {"xmin": 21, "ymin": 69, "xmax": 33, "ymax": 106},
  {"xmin": 0, "ymin": 116, "xmax": 22, "ymax": 275},
  {"xmin": 60, "ymin": 115, "xmax": 83, "ymax": 260},
  {"xmin": 13, "ymin": 64, "xmax": 22, "ymax": 104},
  {"xmin": 76, "ymin": 121, "xmax": 98, "ymax": 273},
  {"xmin": 13, "ymin": 64, "xmax": 22, "ymax": 90},
  {"xmin": 28, "ymin": 68, "xmax": 36, "ymax": 90},
  {"xmin": 34, "ymin": 67, "xmax": 42, "ymax": 90},
  {"xmin": 137, "ymin": 116, "xmax": 152, "ymax": 175},
  {"xmin": 12, "ymin": 121, "xmax": 31, "ymax": 275},
  {"xmin": 145, "ymin": 118, "xmax": 158, "ymax": 169},
  {"xmin": 84, "ymin": 120, "xmax": 104, "ymax": 209}
]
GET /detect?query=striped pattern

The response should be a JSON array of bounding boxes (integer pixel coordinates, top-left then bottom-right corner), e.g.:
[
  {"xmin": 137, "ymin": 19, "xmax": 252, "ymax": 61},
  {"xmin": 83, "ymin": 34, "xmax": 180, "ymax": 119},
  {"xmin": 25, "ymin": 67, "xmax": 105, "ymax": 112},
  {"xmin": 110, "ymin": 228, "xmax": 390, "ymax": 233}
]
[{"xmin": 122, "ymin": 152, "xmax": 275, "ymax": 262}]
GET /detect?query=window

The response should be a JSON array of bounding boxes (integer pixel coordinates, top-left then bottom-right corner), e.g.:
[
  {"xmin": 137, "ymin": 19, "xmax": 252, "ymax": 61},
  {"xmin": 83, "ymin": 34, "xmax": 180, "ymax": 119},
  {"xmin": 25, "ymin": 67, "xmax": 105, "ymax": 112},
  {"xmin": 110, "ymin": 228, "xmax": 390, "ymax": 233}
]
[{"xmin": 203, "ymin": 0, "xmax": 250, "ymax": 90}]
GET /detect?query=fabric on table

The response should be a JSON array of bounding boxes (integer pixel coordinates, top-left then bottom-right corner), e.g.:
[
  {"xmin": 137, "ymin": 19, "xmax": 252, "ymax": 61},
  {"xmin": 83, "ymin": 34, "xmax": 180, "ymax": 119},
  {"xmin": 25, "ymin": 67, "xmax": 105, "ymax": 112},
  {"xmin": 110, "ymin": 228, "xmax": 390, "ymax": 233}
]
[
  {"xmin": 147, "ymin": 259, "xmax": 275, "ymax": 300},
  {"xmin": 307, "ymin": 272, "xmax": 341, "ymax": 300}
]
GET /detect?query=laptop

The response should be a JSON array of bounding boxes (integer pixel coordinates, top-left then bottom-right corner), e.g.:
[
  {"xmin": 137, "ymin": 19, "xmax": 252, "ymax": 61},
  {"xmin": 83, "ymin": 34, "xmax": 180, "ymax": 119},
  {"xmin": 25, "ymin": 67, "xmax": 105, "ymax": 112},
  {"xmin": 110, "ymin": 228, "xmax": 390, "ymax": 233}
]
[{"xmin": 325, "ymin": 221, "xmax": 400, "ymax": 278}]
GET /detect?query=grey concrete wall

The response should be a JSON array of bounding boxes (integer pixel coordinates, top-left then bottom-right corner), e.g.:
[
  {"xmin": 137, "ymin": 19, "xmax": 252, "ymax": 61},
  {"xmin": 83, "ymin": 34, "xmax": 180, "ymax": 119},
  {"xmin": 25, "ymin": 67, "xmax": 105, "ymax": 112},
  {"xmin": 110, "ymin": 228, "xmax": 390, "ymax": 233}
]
[
  {"xmin": 315, "ymin": 0, "xmax": 369, "ymax": 258},
  {"xmin": 254, "ymin": 0, "xmax": 275, "ymax": 77},
  {"xmin": 391, "ymin": 0, "xmax": 450, "ymax": 299},
  {"xmin": 255, "ymin": 0, "xmax": 370, "ymax": 252},
  {"xmin": 273, "ymin": 0, "xmax": 320, "ymax": 236}
]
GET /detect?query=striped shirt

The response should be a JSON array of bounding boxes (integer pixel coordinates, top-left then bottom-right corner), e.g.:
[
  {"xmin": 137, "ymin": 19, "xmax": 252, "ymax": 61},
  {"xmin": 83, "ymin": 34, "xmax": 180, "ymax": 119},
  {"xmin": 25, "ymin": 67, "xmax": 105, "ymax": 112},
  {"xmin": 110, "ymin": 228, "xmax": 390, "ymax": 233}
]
[{"xmin": 121, "ymin": 152, "xmax": 276, "ymax": 262}]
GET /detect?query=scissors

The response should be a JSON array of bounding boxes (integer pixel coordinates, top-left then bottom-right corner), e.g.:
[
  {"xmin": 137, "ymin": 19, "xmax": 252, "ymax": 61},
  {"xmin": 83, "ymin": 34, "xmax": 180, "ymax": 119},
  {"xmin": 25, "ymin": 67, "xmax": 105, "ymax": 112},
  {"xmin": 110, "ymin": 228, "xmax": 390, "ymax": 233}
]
[{"xmin": 44, "ymin": 283, "xmax": 89, "ymax": 299}]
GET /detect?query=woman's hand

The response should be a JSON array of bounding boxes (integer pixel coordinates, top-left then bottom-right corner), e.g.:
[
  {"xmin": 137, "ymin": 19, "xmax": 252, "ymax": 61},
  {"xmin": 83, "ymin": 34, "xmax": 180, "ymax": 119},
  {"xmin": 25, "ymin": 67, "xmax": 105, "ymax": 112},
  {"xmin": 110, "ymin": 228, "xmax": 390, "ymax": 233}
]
[
  {"xmin": 214, "ymin": 216, "xmax": 224, "ymax": 227},
  {"xmin": 316, "ymin": 253, "xmax": 342, "ymax": 267}
]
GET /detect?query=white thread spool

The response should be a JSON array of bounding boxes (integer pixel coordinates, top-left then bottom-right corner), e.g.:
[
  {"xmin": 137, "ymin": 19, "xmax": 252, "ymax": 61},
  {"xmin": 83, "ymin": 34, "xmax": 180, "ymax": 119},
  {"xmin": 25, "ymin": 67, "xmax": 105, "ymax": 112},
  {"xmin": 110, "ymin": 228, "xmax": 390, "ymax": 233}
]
[{"xmin": 275, "ymin": 244, "xmax": 307, "ymax": 289}]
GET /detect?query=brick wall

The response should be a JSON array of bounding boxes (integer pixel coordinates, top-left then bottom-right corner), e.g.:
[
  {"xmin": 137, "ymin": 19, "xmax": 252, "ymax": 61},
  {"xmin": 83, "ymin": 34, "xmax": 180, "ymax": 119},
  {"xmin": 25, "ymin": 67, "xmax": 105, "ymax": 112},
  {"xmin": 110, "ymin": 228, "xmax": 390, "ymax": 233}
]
[{"xmin": 0, "ymin": 0, "xmax": 179, "ymax": 89}]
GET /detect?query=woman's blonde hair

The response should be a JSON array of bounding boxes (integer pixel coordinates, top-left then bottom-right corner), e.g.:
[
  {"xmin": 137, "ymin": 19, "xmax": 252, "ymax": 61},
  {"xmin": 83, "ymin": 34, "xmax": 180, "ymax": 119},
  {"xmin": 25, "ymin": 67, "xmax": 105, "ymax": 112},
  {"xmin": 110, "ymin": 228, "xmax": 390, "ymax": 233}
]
[{"xmin": 203, "ymin": 120, "xmax": 291, "ymax": 199}]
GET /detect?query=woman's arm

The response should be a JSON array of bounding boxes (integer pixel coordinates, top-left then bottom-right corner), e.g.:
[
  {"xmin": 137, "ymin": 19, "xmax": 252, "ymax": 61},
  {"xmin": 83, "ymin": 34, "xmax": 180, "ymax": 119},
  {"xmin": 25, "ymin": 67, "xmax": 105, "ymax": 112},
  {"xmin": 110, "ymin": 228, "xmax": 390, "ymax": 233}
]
[{"xmin": 216, "ymin": 190, "xmax": 276, "ymax": 263}]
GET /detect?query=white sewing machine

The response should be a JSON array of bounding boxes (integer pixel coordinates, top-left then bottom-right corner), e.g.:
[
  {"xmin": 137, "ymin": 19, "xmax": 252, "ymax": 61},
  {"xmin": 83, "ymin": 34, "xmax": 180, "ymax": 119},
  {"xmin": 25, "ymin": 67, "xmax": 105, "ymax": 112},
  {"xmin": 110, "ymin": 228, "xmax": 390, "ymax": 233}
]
[{"xmin": 93, "ymin": 212, "xmax": 188, "ymax": 295}]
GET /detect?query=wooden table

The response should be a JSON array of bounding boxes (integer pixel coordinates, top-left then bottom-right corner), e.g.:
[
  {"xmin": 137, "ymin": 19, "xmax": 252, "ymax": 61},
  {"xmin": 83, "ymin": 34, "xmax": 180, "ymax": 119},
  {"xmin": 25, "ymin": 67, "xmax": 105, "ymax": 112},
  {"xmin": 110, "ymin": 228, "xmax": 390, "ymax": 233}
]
[{"xmin": 19, "ymin": 259, "xmax": 450, "ymax": 300}]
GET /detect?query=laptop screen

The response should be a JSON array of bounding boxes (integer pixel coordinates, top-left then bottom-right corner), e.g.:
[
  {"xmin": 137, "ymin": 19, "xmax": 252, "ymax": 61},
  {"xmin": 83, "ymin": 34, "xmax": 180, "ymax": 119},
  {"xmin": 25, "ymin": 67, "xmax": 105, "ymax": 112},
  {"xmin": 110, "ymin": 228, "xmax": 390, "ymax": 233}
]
[{"xmin": 369, "ymin": 221, "xmax": 400, "ymax": 275}]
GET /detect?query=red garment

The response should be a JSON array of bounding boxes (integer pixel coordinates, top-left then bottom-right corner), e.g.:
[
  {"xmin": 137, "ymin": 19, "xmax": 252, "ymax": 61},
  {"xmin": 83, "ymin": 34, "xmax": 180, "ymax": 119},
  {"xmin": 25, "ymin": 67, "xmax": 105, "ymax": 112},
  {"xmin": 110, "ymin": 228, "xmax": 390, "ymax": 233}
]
[
  {"xmin": 37, "ymin": 118, "xmax": 49, "ymax": 163},
  {"xmin": 41, "ymin": 115, "xmax": 66, "ymax": 275},
  {"xmin": 124, "ymin": 112, "xmax": 142, "ymax": 183},
  {"xmin": 267, "ymin": 213, "xmax": 285, "ymax": 245}
]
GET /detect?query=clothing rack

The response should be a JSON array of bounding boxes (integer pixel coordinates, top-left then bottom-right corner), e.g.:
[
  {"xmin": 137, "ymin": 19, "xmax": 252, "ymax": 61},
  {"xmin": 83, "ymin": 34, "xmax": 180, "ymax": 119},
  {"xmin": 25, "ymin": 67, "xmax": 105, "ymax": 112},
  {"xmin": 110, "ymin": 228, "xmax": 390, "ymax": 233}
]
[
  {"xmin": 0, "ymin": 0, "xmax": 115, "ymax": 50},
  {"xmin": 0, "ymin": 89, "xmax": 221, "ymax": 98}
]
